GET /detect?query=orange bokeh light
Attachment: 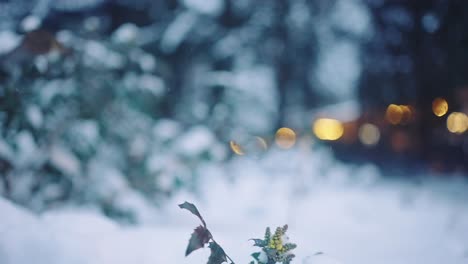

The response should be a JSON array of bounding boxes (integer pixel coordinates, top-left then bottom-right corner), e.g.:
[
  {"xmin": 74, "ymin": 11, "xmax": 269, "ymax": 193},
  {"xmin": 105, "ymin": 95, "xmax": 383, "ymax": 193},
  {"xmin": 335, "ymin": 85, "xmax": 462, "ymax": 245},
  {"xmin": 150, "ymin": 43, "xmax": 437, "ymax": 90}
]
[
  {"xmin": 275, "ymin": 127, "xmax": 296, "ymax": 149},
  {"xmin": 386, "ymin": 104, "xmax": 412, "ymax": 125},
  {"xmin": 386, "ymin": 104, "xmax": 403, "ymax": 125},
  {"xmin": 432, "ymin": 98, "xmax": 448, "ymax": 117}
]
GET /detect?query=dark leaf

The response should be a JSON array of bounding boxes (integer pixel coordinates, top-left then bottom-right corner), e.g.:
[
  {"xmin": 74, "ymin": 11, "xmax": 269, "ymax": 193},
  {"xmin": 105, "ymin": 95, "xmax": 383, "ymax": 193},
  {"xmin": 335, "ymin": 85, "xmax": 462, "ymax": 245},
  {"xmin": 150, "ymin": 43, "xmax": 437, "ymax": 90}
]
[
  {"xmin": 264, "ymin": 247, "xmax": 277, "ymax": 259},
  {"xmin": 283, "ymin": 243, "xmax": 297, "ymax": 251},
  {"xmin": 207, "ymin": 242, "xmax": 228, "ymax": 264},
  {"xmin": 249, "ymin": 239, "xmax": 266, "ymax": 247},
  {"xmin": 185, "ymin": 225, "xmax": 212, "ymax": 256},
  {"xmin": 282, "ymin": 254, "xmax": 295, "ymax": 264},
  {"xmin": 179, "ymin": 201, "xmax": 207, "ymax": 227},
  {"xmin": 251, "ymin": 252, "xmax": 261, "ymax": 261},
  {"xmin": 264, "ymin": 227, "xmax": 271, "ymax": 242}
]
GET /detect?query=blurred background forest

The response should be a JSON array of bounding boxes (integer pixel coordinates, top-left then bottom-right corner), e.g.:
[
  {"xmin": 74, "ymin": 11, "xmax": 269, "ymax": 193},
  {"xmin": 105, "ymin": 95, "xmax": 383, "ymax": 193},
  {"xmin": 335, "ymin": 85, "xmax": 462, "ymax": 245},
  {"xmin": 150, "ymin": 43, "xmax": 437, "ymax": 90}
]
[{"xmin": 1, "ymin": 0, "xmax": 468, "ymax": 223}]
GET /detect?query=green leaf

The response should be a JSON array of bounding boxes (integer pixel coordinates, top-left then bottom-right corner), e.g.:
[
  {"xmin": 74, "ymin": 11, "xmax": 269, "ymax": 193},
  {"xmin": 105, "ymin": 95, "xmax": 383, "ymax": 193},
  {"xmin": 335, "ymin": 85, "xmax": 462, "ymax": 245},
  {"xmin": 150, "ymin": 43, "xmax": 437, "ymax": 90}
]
[
  {"xmin": 207, "ymin": 242, "xmax": 228, "ymax": 264},
  {"xmin": 282, "ymin": 243, "xmax": 297, "ymax": 252},
  {"xmin": 179, "ymin": 201, "xmax": 207, "ymax": 227},
  {"xmin": 249, "ymin": 239, "xmax": 266, "ymax": 247},
  {"xmin": 262, "ymin": 247, "xmax": 278, "ymax": 263},
  {"xmin": 185, "ymin": 225, "xmax": 212, "ymax": 256},
  {"xmin": 282, "ymin": 254, "xmax": 295, "ymax": 264},
  {"xmin": 264, "ymin": 227, "xmax": 271, "ymax": 242},
  {"xmin": 251, "ymin": 252, "xmax": 261, "ymax": 261}
]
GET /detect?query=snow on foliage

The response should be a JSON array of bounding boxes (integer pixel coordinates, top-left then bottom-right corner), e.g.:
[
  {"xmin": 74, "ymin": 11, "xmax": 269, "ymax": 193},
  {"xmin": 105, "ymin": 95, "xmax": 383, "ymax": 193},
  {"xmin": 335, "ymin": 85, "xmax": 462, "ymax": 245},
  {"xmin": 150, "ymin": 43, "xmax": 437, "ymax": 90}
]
[
  {"xmin": 160, "ymin": 12, "xmax": 197, "ymax": 53},
  {"xmin": 112, "ymin": 23, "xmax": 139, "ymax": 44},
  {"xmin": 0, "ymin": 31, "xmax": 21, "ymax": 54},
  {"xmin": 182, "ymin": 0, "xmax": 224, "ymax": 16},
  {"xmin": 0, "ymin": 22, "xmax": 228, "ymax": 221},
  {"xmin": 316, "ymin": 41, "xmax": 361, "ymax": 100}
]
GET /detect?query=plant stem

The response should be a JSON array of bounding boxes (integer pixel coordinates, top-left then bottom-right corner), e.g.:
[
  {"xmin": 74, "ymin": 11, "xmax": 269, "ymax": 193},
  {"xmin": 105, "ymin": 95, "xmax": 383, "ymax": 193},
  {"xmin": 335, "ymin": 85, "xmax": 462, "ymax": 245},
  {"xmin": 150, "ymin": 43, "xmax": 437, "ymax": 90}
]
[{"xmin": 209, "ymin": 234, "xmax": 236, "ymax": 264}]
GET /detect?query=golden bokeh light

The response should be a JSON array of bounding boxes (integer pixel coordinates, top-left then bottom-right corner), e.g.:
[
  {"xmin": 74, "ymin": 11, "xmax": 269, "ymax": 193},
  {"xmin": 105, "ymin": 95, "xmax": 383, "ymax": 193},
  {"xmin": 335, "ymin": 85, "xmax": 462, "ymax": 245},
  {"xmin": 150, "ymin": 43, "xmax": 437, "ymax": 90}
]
[
  {"xmin": 385, "ymin": 104, "xmax": 413, "ymax": 125},
  {"xmin": 432, "ymin": 98, "xmax": 448, "ymax": 117},
  {"xmin": 255, "ymin": 136, "xmax": 268, "ymax": 150},
  {"xmin": 400, "ymin": 105, "xmax": 413, "ymax": 124},
  {"xmin": 358, "ymin": 123, "xmax": 380, "ymax": 146},
  {"xmin": 385, "ymin": 104, "xmax": 403, "ymax": 125},
  {"xmin": 313, "ymin": 118, "xmax": 344, "ymax": 141},
  {"xmin": 275, "ymin": 127, "xmax": 296, "ymax": 149},
  {"xmin": 229, "ymin": 140, "xmax": 245, "ymax": 155},
  {"xmin": 230, "ymin": 137, "xmax": 268, "ymax": 156},
  {"xmin": 447, "ymin": 112, "xmax": 468, "ymax": 134}
]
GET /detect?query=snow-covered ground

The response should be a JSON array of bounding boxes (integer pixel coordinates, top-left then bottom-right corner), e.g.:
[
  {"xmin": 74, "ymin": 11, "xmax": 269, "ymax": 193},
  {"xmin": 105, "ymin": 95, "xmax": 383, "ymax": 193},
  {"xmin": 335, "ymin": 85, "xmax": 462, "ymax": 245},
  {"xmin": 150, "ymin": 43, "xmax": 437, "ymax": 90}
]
[{"xmin": 1, "ymin": 148, "xmax": 468, "ymax": 264}]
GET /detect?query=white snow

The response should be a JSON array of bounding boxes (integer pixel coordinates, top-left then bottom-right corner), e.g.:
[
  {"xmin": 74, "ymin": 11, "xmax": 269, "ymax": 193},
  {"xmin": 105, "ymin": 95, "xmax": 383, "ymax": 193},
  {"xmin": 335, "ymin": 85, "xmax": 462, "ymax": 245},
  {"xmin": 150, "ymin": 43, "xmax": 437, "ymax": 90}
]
[
  {"xmin": 123, "ymin": 72, "xmax": 165, "ymax": 96},
  {"xmin": 87, "ymin": 161, "xmax": 158, "ymax": 223},
  {"xmin": 152, "ymin": 119, "xmax": 182, "ymax": 142},
  {"xmin": 304, "ymin": 254, "xmax": 344, "ymax": 264},
  {"xmin": 88, "ymin": 162, "xmax": 129, "ymax": 197},
  {"xmin": 206, "ymin": 66, "xmax": 279, "ymax": 134},
  {"xmin": 138, "ymin": 74, "xmax": 165, "ymax": 96},
  {"xmin": 112, "ymin": 23, "xmax": 139, "ymax": 44},
  {"xmin": 182, "ymin": 0, "xmax": 224, "ymax": 16},
  {"xmin": 160, "ymin": 12, "xmax": 197, "ymax": 53},
  {"xmin": 39, "ymin": 79, "xmax": 76, "ymax": 106},
  {"xmin": 21, "ymin": 15, "xmax": 41, "ymax": 32},
  {"xmin": 313, "ymin": 100, "xmax": 361, "ymax": 122},
  {"xmin": 71, "ymin": 120, "xmax": 99, "ymax": 145},
  {"xmin": 84, "ymin": 40, "xmax": 125, "ymax": 69},
  {"xmin": 331, "ymin": 0, "xmax": 372, "ymax": 37},
  {"xmin": 258, "ymin": 251, "xmax": 268, "ymax": 263},
  {"xmin": 0, "ymin": 30, "xmax": 21, "ymax": 55},
  {"xmin": 174, "ymin": 126, "xmax": 216, "ymax": 157},
  {"xmin": 316, "ymin": 40, "xmax": 361, "ymax": 100},
  {"xmin": 49, "ymin": 144, "xmax": 81, "ymax": 176},
  {"xmin": 1, "ymin": 148, "xmax": 468, "ymax": 264},
  {"xmin": 138, "ymin": 53, "xmax": 156, "ymax": 72},
  {"xmin": 312, "ymin": 0, "xmax": 372, "ymax": 104},
  {"xmin": 0, "ymin": 138, "xmax": 14, "ymax": 161},
  {"xmin": 15, "ymin": 131, "xmax": 41, "ymax": 168},
  {"xmin": 26, "ymin": 105, "xmax": 44, "ymax": 129},
  {"xmin": 53, "ymin": 0, "xmax": 105, "ymax": 11}
]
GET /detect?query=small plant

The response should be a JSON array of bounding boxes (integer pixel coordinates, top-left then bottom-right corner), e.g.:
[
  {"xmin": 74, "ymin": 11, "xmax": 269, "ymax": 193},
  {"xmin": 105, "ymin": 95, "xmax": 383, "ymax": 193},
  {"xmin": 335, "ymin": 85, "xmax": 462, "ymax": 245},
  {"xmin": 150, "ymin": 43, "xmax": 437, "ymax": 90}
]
[
  {"xmin": 179, "ymin": 201, "xmax": 297, "ymax": 264},
  {"xmin": 249, "ymin": 225, "xmax": 296, "ymax": 264}
]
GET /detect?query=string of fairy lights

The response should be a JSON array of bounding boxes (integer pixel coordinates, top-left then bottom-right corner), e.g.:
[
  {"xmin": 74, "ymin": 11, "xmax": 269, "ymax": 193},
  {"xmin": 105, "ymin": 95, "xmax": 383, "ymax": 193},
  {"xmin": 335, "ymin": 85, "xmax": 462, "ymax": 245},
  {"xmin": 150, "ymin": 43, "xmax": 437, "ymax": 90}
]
[{"xmin": 229, "ymin": 97, "xmax": 468, "ymax": 156}]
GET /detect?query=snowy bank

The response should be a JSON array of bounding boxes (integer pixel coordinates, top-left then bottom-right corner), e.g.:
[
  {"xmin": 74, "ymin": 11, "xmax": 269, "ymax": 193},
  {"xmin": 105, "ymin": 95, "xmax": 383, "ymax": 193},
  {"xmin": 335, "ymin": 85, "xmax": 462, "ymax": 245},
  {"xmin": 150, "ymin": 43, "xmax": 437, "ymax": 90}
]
[{"xmin": 1, "ymin": 149, "xmax": 468, "ymax": 264}]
